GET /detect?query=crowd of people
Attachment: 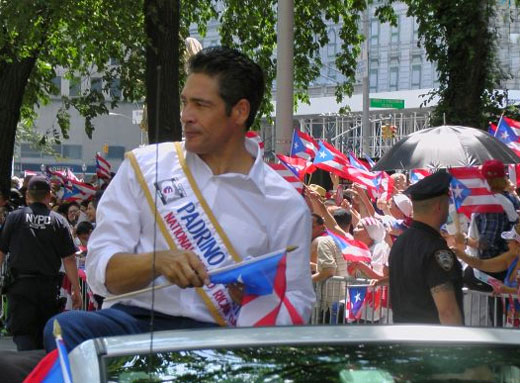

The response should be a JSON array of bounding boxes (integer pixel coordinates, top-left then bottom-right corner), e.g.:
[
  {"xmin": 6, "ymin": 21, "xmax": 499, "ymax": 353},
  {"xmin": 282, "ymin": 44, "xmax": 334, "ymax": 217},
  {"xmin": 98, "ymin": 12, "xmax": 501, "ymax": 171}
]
[{"xmin": 0, "ymin": 47, "xmax": 519, "ymax": 383}]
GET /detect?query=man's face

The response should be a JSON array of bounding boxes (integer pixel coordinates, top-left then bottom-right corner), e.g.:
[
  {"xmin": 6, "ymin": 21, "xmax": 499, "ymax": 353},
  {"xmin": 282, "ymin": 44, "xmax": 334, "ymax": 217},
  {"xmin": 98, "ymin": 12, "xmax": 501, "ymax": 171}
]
[
  {"xmin": 181, "ymin": 73, "xmax": 237, "ymax": 155},
  {"xmin": 67, "ymin": 205, "xmax": 80, "ymax": 224},
  {"xmin": 353, "ymin": 222, "xmax": 371, "ymax": 245},
  {"xmin": 311, "ymin": 216, "xmax": 324, "ymax": 239},
  {"xmin": 86, "ymin": 202, "xmax": 96, "ymax": 222},
  {"xmin": 389, "ymin": 199, "xmax": 405, "ymax": 219}
]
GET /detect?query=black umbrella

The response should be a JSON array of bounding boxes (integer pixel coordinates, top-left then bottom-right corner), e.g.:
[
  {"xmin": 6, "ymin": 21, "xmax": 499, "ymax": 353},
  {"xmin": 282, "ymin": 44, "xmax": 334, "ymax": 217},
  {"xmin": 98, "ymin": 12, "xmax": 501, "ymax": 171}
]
[{"xmin": 372, "ymin": 125, "xmax": 520, "ymax": 171}]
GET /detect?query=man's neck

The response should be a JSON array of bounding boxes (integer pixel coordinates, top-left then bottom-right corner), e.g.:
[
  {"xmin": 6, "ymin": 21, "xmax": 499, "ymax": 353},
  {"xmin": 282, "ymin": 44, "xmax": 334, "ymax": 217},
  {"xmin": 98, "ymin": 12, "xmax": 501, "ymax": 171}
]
[
  {"xmin": 199, "ymin": 138, "xmax": 255, "ymax": 176},
  {"xmin": 413, "ymin": 216, "xmax": 440, "ymax": 232}
]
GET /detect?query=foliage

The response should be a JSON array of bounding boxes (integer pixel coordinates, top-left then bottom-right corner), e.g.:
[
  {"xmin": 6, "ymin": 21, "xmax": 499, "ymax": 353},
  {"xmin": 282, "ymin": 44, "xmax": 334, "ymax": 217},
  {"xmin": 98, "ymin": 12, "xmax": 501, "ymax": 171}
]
[{"xmin": 399, "ymin": 0, "xmax": 507, "ymax": 129}]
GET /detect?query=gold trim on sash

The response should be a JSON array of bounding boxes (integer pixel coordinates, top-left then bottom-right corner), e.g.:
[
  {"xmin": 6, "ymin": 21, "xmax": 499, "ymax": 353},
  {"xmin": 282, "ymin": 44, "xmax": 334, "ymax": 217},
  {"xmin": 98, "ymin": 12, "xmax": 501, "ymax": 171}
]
[
  {"xmin": 125, "ymin": 150, "xmax": 227, "ymax": 327},
  {"xmin": 174, "ymin": 142, "xmax": 241, "ymax": 263}
]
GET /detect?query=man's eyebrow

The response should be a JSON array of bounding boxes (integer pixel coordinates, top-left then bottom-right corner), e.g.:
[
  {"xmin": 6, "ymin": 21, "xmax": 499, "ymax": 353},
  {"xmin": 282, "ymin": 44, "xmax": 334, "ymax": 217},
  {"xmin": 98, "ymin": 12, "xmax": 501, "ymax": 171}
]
[{"xmin": 180, "ymin": 95, "xmax": 214, "ymax": 105}]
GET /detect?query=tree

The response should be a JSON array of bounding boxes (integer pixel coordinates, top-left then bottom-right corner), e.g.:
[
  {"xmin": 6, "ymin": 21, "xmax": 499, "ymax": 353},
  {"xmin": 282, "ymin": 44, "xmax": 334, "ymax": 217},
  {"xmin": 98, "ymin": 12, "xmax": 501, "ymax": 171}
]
[
  {"xmin": 0, "ymin": 0, "xmax": 146, "ymax": 193},
  {"xmin": 401, "ymin": 0, "xmax": 509, "ymax": 128}
]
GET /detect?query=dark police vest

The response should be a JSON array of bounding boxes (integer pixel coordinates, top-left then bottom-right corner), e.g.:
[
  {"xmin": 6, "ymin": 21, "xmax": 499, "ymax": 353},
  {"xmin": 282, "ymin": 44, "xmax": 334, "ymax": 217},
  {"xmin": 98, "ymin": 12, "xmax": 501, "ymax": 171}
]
[
  {"xmin": 0, "ymin": 203, "xmax": 76, "ymax": 277},
  {"xmin": 389, "ymin": 220, "xmax": 463, "ymax": 324}
]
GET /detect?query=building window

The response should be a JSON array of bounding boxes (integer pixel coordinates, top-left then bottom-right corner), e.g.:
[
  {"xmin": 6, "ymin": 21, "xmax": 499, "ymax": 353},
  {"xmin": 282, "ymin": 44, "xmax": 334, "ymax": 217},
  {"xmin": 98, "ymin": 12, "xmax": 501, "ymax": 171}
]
[
  {"xmin": 390, "ymin": 17, "xmax": 400, "ymax": 45},
  {"xmin": 327, "ymin": 29, "xmax": 337, "ymax": 57},
  {"xmin": 107, "ymin": 145, "xmax": 125, "ymax": 160},
  {"xmin": 20, "ymin": 144, "xmax": 42, "ymax": 158},
  {"xmin": 369, "ymin": 60, "xmax": 379, "ymax": 92},
  {"xmin": 110, "ymin": 78, "xmax": 121, "ymax": 99},
  {"xmin": 62, "ymin": 145, "xmax": 82, "ymax": 160},
  {"xmin": 91, "ymin": 77, "xmax": 103, "ymax": 94},
  {"xmin": 327, "ymin": 61, "xmax": 337, "ymax": 80},
  {"xmin": 51, "ymin": 76, "xmax": 61, "ymax": 96},
  {"xmin": 389, "ymin": 59, "xmax": 399, "ymax": 91},
  {"xmin": 411, "ymin": 56, "xmax": 422, "ymax": 89},
  {"xmin": 412, "ymin": 18, "xmax": 419, "ymax": 42},
  {"xmin": 370, "ymin": 20, "xmax": 379, "ymax": 46},
  {"xmin": 69, "ymin": 77, "xmax": 81, "ymax": 97}
]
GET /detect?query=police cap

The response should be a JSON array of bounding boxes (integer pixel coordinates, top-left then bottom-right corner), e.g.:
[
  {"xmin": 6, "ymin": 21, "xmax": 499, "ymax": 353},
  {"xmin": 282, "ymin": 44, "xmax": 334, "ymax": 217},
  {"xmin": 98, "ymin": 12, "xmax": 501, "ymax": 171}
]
[
  {"xmin": 27, "ymin": 176, "xmax": 51, "ymax": 192},
  {"xmin": 405, "ymin": 171, "xmax": 451, "ymax": 201}
]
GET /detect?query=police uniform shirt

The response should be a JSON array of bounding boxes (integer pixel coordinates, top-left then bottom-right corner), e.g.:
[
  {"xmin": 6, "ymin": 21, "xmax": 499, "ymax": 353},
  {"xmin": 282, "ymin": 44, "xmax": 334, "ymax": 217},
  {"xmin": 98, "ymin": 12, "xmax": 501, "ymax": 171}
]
[
  {"xmin": 0, "ymin": 202, "xmax": 76, "ymax": 277},
  {"xmin": 389, "ymin": 220, "xmax": 463, "ymax": 324}
]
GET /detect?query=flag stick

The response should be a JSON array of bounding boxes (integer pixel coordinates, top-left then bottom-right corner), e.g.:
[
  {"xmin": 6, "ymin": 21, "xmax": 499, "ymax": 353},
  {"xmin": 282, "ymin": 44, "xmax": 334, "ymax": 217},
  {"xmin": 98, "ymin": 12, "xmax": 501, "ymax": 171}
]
[{"xmin": 104, "ymin": 246, "xmax": 298, "ymax": 303}]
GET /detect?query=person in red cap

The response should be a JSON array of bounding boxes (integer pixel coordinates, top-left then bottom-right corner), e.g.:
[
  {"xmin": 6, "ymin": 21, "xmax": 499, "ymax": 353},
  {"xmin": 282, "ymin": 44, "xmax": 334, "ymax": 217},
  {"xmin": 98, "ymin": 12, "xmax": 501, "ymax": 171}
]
[{"xmin": 461, "ymin": 159, "xmax": 519, "ymax": 326}]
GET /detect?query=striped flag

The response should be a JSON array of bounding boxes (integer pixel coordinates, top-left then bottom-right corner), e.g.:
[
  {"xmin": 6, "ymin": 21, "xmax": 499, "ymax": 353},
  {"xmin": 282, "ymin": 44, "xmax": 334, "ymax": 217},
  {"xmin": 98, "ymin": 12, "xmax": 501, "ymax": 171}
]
[
  {"xmin": 495, "ymin": 116, "xmax": 520, "ymax": 157},
  {"xmin": 363, "ymin": 154, "xmax": 377, "ymax": 169},
  {"xmin": 290, "ymin": 130, "xmax": 319, "ymax": 161},
  {"xmin": 488, "ymin": 122, "xmax": 497, "ymax": 136},
  {"xmin": 313, "ymin": 141, "xmax": 350, "ymax": 178},
  {"xmin": 449, "ymin": 167, "xmax": 505, "ymax": 217},
  {"xmin": 246, "ymin": 131, "xmax": 264, "ymax": 157},
  {"xmin": 409, "ymin": 168, "xmax": 431, "ymax": 184},
  {"xmin": 509, "ymin": 163, "xmax": 520, "ymax": 187},
  {"xmin": 348, "ymin": 151, "xmax": 370, "ymax": 171},
  {"xmin": 96, "ymin": 152, "xmax": 112, "ymax": 179},
  {"xmin": 276, "ymin": 154, "xmax": 313, "ymax": 180},
  {"xmin": 345, "ymin": 286, "xmax": 367, "ymax": 320},
  {"xmin": 326, "ymin": 229, "xmax": 372, "ymax": 263},
  {"xmin": 268, "ymin": 162, "xmax": 304, "ymax": 194}
]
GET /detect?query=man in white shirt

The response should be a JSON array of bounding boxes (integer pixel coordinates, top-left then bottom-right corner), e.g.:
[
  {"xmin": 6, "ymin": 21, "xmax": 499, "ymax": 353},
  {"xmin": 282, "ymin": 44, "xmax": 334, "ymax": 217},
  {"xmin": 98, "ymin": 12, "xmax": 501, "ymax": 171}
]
[{"xmin": 43, "ymin": 46, "xmax": 314, "ymax": 352}]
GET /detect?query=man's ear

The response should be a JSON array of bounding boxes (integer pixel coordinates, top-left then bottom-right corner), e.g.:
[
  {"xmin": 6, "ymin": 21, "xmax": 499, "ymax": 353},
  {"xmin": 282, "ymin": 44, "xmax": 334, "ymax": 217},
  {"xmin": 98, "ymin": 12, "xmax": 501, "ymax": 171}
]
[{"xmin": 232, "ymin": 99, "xmax": 250, "ymax": 126}]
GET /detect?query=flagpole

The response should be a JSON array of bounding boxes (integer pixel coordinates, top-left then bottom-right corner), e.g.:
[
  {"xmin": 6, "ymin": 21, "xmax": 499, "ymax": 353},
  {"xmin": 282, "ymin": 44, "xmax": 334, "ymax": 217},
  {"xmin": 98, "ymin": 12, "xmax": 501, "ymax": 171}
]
[
  {"xmin": 104, "ymin": 246, "xmax": 298, "ymax": 303},
  {"xmin": 496, "ymin": 112, "xmax": 505, "ymax": 137}
]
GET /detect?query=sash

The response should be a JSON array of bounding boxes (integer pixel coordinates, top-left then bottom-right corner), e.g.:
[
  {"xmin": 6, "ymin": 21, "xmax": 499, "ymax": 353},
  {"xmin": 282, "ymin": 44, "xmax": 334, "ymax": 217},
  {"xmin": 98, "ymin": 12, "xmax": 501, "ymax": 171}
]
[{"xmin": 126, "ymin": 142, "xmax": 242, "ymax": 326}]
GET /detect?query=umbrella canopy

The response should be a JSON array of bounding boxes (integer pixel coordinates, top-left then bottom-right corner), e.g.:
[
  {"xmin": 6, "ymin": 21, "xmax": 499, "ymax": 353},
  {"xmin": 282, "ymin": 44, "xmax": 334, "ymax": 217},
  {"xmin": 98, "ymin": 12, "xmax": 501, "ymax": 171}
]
[{"xmin": 372, "ymin": 125, "xmax": 520, "ymax": 171}]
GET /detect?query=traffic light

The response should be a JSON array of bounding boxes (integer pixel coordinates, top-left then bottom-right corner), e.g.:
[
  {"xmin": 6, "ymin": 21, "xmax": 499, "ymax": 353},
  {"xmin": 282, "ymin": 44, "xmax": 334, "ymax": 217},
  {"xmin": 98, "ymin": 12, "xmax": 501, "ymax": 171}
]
[
  {"xmin": 381, "ymin": 124, "xmax": 397, "ymax": 140},
  {"xmin": 103, "ymin": 143, "xmax": 109, "ymax": 154}
]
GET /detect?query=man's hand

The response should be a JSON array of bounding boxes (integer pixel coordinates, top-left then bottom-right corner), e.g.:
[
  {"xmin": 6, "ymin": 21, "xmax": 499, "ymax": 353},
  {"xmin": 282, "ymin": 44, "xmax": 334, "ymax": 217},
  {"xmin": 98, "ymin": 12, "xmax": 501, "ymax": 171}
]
[
  {"xmin": 71, "ymin": 288, "xmax": 82, "ymax": 310},
  {"xmin": 156, "ymin": 250, "xmax": 209, "ymax": 288}
]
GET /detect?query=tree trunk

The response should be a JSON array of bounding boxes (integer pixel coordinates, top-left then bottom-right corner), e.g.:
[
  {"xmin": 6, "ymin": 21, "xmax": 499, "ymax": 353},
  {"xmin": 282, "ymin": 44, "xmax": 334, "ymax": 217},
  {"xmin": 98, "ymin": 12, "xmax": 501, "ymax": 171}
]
[
  {"xmin": 144, "ymin": 0, "xmax": 182, "ymax": 144},
  {"xmin": 0, "ymin": 58, "xmax": 37, "ymax": 194}
]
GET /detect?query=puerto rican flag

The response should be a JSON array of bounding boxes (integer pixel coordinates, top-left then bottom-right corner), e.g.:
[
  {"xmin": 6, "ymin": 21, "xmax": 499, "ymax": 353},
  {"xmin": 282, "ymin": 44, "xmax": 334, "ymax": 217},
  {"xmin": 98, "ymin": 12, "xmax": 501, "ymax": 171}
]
[
  {"xmin": 209, "ymin": 248, "xmax": 303, "ymax": 326},
  {"xmin": 509, "ymin": 163, "xmax": 520, "ymax": 187},
  {"xmin": 495, "ymin": 116, "xmax": 520, "ymax": 157},
  {"xmin": 313, "ymin": 141, "xmax": 350, "ymax": 178},
  {"xmin": 290, "ymin": 130, "xmax": 319, "ymax": 161},
  {"xmin": 409, "ymin": 168, "xmax": 431, "ymax": 184},
  {"xmin": 326, "ymin": 229, "xmax": 372, "ymax": 263},
  {"xmin": 96, "ymin": 152, "xmax": 112, "ymax": 179},
  {"xmin": 268, "ymin": 161, "xmax": 304, "ymax": 194},
  {"xmin": 449, "ymin": 167, "xmax": 504, "ymax": 217},
  {"xmin": 62, "ymin": 179, "xmax": 97, "ymax": 202},
  {"xmin": 348, "ymin": 151, "xmax": 370, "ymax": 171},
  {"xmin": 276, "ymin": 154, "xmax": 313, "ymax": 179},
  {"xmin": 488, "ymin": 122, "xmax": 497, "ymax": 136},
  {"xmin": 364, "ymin": 154, "xmax": 377, "ymax": 169},
  {"xmin": 246, "ymin": 131, "xmax": 264, "ymax": 157},
  {"xmin": 345, "ymin": 286, "xmax": 367, "ymax": 320}
]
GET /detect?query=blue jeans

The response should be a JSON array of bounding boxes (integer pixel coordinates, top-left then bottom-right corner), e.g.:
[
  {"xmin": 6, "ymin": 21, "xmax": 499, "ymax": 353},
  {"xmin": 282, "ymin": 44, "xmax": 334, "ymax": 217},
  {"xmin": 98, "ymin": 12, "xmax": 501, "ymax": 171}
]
[{"xmin": 43, "ymin": 304, "xmax": 218, "ymax": 353}]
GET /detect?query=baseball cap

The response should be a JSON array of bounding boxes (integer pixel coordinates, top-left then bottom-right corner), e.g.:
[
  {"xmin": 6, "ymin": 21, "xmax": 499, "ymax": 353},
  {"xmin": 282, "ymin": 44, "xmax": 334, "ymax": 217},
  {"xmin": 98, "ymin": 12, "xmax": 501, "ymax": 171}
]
[
  {"xmin": 481, "ymin": 159, "xmax": 505, "ymax": 179},
  {"xmin": 27, "ymin": 176, "xmax": 51, "ymax": 192},
  {"xmin": 501, "ymin": 225, "xmax": 520, "ymax": 243},
  {"xmin": 405, "ymin": 171, "xmax": 451, "ymax": 201}
]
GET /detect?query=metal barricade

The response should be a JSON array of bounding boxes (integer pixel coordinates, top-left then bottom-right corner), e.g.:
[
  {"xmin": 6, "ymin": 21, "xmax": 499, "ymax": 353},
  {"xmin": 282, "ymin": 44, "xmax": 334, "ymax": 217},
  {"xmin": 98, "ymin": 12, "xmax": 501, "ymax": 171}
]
[
  {"xmin": 312, "ymin": 276, "xmax": 393, "ymax": 325},
  {"xmin": 463, "ymin": 288, "xmax": 520, "ymax": 328}
]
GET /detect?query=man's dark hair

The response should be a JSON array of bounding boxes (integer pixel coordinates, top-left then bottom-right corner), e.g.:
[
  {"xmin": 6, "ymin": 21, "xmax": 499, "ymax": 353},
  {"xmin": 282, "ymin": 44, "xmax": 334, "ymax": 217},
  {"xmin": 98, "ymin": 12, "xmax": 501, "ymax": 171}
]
[
  {"xmin": 332, "ymin": 208, "xmax": 352, "ymax": 229},
  {"xmin": 27, "ymin": 189, "xmax": 48, "ymax": 203},
  {"xmin": 188, "ymin": 46, "xmax": 265, "ymax": 128},
  {"xmin": 67, "ymin": 201, "xmax": 80, "ymax": 212},
  {"xmin": 76, "ymin": 221, "xmax": 94, "ymax": 236},
  {"xmin": 311, "ymin": 213, "xmax": 324, "ymax": 226}
]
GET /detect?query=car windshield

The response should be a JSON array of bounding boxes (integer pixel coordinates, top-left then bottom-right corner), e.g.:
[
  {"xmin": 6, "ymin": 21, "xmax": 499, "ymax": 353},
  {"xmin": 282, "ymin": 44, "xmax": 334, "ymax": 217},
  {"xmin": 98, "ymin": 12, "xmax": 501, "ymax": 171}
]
[{"xmin": 104, "ymin": 343, "xmax": 520, "ymax": 383}]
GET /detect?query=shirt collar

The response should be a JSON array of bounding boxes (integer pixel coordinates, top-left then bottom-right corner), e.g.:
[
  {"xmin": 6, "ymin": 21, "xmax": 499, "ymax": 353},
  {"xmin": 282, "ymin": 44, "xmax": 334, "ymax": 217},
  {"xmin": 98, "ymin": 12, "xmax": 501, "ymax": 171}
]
[{"xmin": 185, "ymin": 135, "xmax": 266, "ymax": 195}]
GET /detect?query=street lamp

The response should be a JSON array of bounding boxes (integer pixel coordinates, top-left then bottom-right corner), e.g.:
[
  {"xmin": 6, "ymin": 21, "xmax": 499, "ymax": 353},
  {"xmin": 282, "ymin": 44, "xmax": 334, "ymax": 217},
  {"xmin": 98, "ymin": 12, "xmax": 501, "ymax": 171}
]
[
  {"xmin": 40, "ymin": 163, "xmax": 45, "ymax": 174},
  {"xmin": 82, "ymin": 163, "xmax": 87, "ymax": 181},
  {"xmin": 108, "ymin": 110, "xmax": 145, "ymax": 147}
]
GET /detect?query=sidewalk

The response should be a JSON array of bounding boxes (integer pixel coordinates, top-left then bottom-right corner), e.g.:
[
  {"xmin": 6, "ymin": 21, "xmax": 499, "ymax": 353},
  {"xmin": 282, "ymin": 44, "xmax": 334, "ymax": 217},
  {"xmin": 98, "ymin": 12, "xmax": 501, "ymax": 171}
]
[{"xmin": 0, "ymin": 336, "xmax": 16, "ymax": 351}]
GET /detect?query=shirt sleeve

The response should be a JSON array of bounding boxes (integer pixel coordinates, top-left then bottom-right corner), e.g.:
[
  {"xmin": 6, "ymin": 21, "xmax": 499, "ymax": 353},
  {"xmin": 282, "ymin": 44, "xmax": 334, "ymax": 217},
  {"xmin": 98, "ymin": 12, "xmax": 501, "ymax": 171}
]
[
  {"xmin": 86, "ymin": 158, "xmax": 143, "ymax": 296},
  {"xmin": 425, "ymin": 248, "xmax": 459, "ymax": 289},
  {"xmin": 270, "ymin": 201, "xmax": 315, "ymax": 324},
  {"xmin": 317, "ymin": 238, "xmax": 337, "ymax": 270},
  {"xmin": 55, "ymin": 216, "xmax": 77, "ymax": 258}
]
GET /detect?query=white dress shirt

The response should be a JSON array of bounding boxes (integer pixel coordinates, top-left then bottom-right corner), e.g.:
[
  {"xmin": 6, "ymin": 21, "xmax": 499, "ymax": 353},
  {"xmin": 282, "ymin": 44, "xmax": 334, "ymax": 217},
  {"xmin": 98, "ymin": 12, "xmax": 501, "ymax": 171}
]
[{"xmin": 86, "ymin": 138, "xmax": 315, "ymax": 324}]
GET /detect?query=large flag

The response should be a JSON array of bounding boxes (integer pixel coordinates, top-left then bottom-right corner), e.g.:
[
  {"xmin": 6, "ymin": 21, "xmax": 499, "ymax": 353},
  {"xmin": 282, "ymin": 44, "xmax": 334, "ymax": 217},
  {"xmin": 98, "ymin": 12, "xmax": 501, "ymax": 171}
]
[
  {"xmin": 495, "ymin": 116, "xmax": 520, "ymax": 157},
  {"xmin": 209, "ymin": 247, "xmax": 303, "ymax": 326},
  {"xmin": 312, "ymin": 141, "xmax": 350, "ymax": 178},
  {"xmin": 449, "ymin": 167, "xmax": 505, "ymax": 217},
  {"xmin": 268, "ymin": 162, "xmax": 304, "ymax": 194},
  {"xmin": 290, "ymin": 130, "xmax": 319, "ymax": 161},
  {"xmin": 326, "ymin": 229, "xmax": 372, "ymax": 263},
  {"xmin": 246, "ymin": 131, "xmax": 264, "ymax": 157},
  {"xmin": 488, "ymin": 122, "xmax": 497, "ymax": 136},
  {"xmin": 409, "ymin": 168, "xmax": 431, "ymax": 184},
  {"xmin": 96, "ymin": 152, "xmax": 112, "ymax": 180},
  {"xmin": 23, "ymin": 320, "xmax": 72, "ymax": 383},
  {"xmin": 348, "ymin": 151, "xmax": 370, "ymax": 171},
  {"xmin": 363, "ymin": 154, "xmax": 376, "ymax": 169}
]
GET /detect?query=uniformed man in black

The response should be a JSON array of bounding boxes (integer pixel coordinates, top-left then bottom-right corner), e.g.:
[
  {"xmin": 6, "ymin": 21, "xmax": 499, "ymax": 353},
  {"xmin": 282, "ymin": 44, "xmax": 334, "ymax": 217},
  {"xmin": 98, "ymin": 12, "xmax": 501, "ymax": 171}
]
[
  {"xmin": 0, "ymin": 176, "xmax": 82, "ymax": 350},
  {"xmin": 389, "ymin": 171, "xmax": 464, "ymax": 325}
]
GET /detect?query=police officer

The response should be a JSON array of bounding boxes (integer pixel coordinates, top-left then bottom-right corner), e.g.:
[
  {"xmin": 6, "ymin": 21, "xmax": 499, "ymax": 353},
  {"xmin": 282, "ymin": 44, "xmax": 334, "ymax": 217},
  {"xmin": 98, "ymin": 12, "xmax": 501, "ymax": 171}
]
[
  {"xmin": 389, "ymin": 171, "xmax": 464, "ymax": 325},
  {"xmin": 0, "ymin": 176, "xmax": 82, "ymax": 351}
]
